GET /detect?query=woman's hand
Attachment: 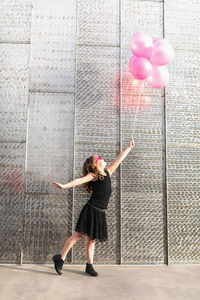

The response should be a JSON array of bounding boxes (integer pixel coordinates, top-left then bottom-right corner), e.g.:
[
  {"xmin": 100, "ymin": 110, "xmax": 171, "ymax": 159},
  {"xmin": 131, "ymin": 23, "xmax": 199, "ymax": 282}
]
[
  {"xmin": 129, "ymin": 138, "xmax": 135, "ymax": 149},
  {"xmin": 52, "ymin": 182, "xmax": 64, "ymax": 189}
]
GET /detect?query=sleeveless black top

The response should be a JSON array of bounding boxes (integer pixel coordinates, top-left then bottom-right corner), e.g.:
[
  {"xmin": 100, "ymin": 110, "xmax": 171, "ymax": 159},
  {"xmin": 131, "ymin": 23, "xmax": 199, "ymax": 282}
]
[{"xmin": 88, "ymin": 169, "xmax": 112, "ymax": 209}]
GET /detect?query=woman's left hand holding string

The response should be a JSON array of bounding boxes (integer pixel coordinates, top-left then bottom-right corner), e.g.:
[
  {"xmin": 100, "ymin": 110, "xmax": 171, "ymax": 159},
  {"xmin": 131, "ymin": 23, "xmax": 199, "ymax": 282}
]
[{"xmin": 129, "ymin": 138, "xmax": 135, "ymax": 149}]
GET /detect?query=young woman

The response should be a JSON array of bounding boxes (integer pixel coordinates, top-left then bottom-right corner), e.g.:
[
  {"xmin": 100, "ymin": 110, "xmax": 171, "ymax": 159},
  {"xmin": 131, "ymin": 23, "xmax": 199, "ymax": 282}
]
[{"xmin": 52, "ymin": 138, "xmax": 135, "ymax": 276}]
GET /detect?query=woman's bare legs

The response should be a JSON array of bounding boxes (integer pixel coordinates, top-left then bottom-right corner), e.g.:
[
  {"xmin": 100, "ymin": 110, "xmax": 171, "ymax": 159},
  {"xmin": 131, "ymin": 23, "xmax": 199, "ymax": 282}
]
[
  {"xmin": 61, "ymin": 231, "xmax": 83, "ymax": 261},
  {"xmin": 86, "ymin": 235, "xmax": 96, "ymax": 264}
]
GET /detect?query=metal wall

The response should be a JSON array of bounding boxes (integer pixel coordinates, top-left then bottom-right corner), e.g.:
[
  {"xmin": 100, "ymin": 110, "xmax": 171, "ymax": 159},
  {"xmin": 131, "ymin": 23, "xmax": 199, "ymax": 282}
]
[{"xmin": 0, "ymin": 0, "xmax": 199, "ymax": 265}]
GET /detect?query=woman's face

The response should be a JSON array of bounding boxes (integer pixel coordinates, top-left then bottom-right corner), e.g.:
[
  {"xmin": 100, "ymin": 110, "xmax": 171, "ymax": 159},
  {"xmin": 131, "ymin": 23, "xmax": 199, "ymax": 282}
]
[{"xmin": 94, "ymin": 155, "xmax": 107, "ymax": 169}]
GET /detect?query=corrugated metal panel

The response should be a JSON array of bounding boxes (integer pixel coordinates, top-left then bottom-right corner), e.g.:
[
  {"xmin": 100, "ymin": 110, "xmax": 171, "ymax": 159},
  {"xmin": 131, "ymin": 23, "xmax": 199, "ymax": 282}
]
[
  {"xmin": 0, "ymin": 0, "xmax": 32, "ymax": 42},
  {"xmin": 0, "ymin": 143, "xmax": 25, "ymax": 263},
  {"xmin": 29, "ymin": 0, "xmax": 77, "ymax": 92},
  {"xmin": 77, "ymin": 0, "xmax": 119, "ymax": 46},
  {"xmin": 165, "ymin": 0, "xmax": 200, "ymax": 264},
  {"xmin": 23, "ymin": 92, "xmax": 74, "ymax": 263},
  {"xmin": 0, "ymin": 44, "xmax": 30, "ymax": 142},
  {"xmin": 25, "ymin": 93, "xmax": 74, "ymax": 194},
  {"xmin": 121, "ymin": 0, "xmax": 166, "ymax": 264},
  {"xmin": 72, "ymin": 43, "xmax": 120, "ymax": 264},
  {"xmin": 23, "ymin": 194, "xmax": 72, "ymax": 263}
]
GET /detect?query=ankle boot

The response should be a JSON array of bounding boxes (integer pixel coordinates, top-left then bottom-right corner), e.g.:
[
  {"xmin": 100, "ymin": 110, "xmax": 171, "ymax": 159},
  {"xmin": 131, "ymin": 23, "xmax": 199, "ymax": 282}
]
[
  {"xmin": 85, "ymin": 263, "xmax": 98, "ymax": 276},
  {"xmin": 52, "ymin": 254, "xmax": 64, "ymax": 275}
]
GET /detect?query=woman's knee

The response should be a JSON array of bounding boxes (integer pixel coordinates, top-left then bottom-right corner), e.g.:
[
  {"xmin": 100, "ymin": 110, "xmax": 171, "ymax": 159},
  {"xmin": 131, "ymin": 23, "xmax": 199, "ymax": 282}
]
[
  {"xmin": 73, "ymin": 231, "xmax": 83, "ymax": 240},
  {"xmin": 87, "ymin": 236, "xmax": 96, "ymax": 243}
]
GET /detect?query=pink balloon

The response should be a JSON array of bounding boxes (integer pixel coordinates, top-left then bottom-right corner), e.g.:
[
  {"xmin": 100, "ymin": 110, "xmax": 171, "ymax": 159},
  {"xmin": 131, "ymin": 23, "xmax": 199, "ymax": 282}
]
[
  {"xmin": 146, "ymin": 66, "xmax": 169, "ymax": 88},
  {"xmin": 130, "ymin": 32, "xmax": 153, "ymax": 59},
  {"xmin": 129, "ymin": 56, "xmax": 153, "ymax": 80},
  {"xmin": 149, "ymin": 40, "xmax": 174, "ymax": 66}
]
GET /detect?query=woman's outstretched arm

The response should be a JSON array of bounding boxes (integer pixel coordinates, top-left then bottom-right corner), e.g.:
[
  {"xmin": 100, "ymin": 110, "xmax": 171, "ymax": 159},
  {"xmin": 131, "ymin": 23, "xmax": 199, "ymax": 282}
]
[
  {"xmin": 52, "ymin": 172, "xmax": 95, "ymax": 189},
  {"xmin": 106, "ymin": 138, "xmax": 135, "ymax": 175}
]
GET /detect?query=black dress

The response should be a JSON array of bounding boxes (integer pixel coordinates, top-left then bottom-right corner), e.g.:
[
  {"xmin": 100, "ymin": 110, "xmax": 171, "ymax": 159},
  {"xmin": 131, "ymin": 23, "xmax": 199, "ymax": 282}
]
[{"xmin": 75, "ymin": 169, "xmax": 112, "ymax": 242}]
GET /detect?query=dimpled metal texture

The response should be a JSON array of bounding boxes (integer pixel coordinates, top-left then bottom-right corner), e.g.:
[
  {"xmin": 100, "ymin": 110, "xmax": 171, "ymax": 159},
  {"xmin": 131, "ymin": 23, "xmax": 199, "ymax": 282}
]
[
  {"xmin": 165, "ymin": 0, "xmax": 200, "ymax": 264},
  {"xmin": 121, "ymin": 0, "xmax": 166, "ymax": 264},
  {"xmin": 0, "ymin": 0, "xmax": 199, "ymax": 265}
]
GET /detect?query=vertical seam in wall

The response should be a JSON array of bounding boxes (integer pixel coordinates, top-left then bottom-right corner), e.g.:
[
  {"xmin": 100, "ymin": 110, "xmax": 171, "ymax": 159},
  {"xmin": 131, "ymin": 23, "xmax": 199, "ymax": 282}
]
[
  {"xmin": 71, "ymin": 0, "xmax": 79, "ymax": 263},
  {"xmin": 163, "ymin": 0, "xmax": 169, "ymax": 266},
  {"xmin": 20, "ymin": 0, "xmax": 34, "ymax": 265},
  {"xmin": 119, "ymin": 0, "xmax": 122, "ymax": 265}
]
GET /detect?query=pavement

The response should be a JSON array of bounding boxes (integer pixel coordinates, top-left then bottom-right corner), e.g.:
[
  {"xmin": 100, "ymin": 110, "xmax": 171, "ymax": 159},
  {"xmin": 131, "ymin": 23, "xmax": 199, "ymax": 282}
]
[{"xmin": 0, "ymin": 264, "xmax": 199, "ymax": 300}]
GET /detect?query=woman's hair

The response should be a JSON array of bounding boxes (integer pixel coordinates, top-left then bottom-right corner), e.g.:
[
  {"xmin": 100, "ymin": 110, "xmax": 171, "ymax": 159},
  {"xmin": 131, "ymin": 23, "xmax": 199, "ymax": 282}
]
[{"xmin": 82, "ymin": 155, "xmax": 105, "ymax": 194}]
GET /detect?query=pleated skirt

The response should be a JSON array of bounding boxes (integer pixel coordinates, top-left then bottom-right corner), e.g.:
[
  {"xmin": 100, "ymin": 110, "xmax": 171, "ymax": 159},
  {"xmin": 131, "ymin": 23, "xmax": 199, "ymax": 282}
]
[{"xmin": 75, "ymin": 202, "xmax": 108, "ymax": 242}]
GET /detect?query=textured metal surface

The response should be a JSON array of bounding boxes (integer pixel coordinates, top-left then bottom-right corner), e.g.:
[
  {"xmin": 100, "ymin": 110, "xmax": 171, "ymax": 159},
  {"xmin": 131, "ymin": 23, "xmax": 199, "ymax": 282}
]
[
  {"xmin": 165, "ymin": 0, "xmax": 200, "ymax": 264},
  {"xmin": 72, "ymin": 44, "xmax": 120, "ymax": 264},
  {"xmin": 26, "ymin": 92, "xmax": 74, "ymax": 195},
  {"xmin": 121, "ymin": 0, "xmax": 166, "ymax": 264},
  {"xmin": 29, "ymin": 0, "xmax": 77, "ymax": 93},
  {"xmin": 77, "ymin": 0, "xmax": 119, "ymax": 46},
  {"xmin": 164, "ymin": 0, "xmax": 200, "ymax": 52},
  {"xmin": 0, "ymin": 44, "xmax": 30, "ymax": 142},
  {"xmin": 24, "ymin": 91, "xmax": 74, "ymax": 262},
  {"xmin": 23, "ymin": 194, "xmax": 72, "ymax": 263},
  {"xmin": 0, "ymin": 0, "xmax": 32, "ymax": 42},
  {"xmin": 0, "ymin": 143, "xmax": 25, "ymax": 263}
]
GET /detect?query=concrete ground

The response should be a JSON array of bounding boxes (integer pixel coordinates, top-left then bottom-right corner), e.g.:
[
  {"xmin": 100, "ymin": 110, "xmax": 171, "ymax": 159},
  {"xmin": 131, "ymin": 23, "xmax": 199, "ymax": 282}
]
[{"xmin": 0, "ymin": 264, "xmax": 199, "ymax": 300}]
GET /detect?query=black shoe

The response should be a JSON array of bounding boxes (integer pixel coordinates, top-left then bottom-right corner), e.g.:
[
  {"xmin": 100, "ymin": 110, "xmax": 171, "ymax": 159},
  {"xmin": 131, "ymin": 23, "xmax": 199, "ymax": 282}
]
[
  {"xmin": 85, "ymin": 263, "xmax": 98, "ymax": 276},
  {"xmin": 52, "ymin": 254, "xmax": 64, "ymax": 275}
]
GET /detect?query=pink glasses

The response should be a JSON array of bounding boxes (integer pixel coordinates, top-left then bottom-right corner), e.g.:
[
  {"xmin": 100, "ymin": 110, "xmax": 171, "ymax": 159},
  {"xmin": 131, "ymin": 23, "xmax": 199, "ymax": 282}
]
[{"xmin": 95, "ymin": 156, "xmax": 102, "ymax": 164}]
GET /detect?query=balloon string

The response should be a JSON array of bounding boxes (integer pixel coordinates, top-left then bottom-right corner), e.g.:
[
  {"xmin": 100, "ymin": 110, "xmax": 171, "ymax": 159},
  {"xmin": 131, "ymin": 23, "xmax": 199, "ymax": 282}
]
[{"xmin": 131, "ymin": 80, "xmax": 145, "ymax": 140}]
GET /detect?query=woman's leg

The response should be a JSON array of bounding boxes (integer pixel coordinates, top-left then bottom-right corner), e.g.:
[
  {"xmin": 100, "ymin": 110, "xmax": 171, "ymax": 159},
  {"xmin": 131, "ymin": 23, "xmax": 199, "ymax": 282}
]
[
  {"xmin": 61, "ymin": 231, "xmax": 83, "ymax": 261},
  {"xmin": 86, "ymin": 235, "xmax": 96, "ymax": 264}
]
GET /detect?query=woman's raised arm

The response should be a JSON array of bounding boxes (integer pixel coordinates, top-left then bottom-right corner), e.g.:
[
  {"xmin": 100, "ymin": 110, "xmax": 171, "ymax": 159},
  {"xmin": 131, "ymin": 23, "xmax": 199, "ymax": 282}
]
[
  {"xmin": 106, "ymin": 138, "xmax": 135, "ymax": 175},
  {"xmin": 52, "ymin": 172, "xmax": 95, "ymax": 189}
]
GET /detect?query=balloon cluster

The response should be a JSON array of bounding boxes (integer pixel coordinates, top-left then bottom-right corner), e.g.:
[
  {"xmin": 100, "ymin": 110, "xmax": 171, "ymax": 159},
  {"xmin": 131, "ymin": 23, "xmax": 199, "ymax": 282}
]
[{"xmin": 129, "ymin": 32, "xmax": 174, "ymax": 88}]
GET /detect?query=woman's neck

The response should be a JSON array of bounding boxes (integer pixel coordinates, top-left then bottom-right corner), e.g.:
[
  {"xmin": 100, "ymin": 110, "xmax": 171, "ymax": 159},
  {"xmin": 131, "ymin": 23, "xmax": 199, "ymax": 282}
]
[{"xmin": 98, "ymin": 167, "xmax": 106, "ymax": 175}]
